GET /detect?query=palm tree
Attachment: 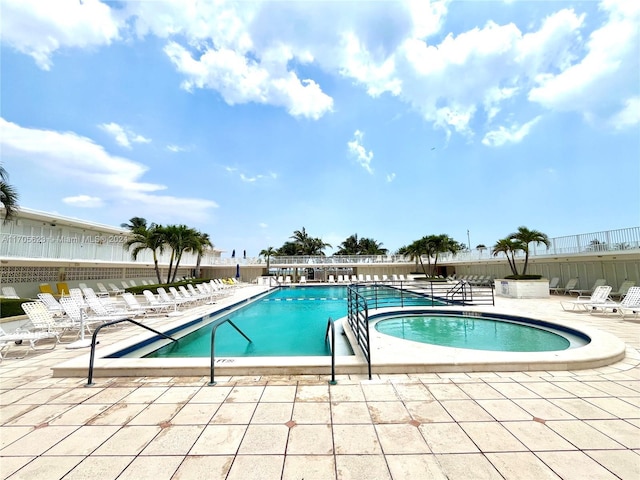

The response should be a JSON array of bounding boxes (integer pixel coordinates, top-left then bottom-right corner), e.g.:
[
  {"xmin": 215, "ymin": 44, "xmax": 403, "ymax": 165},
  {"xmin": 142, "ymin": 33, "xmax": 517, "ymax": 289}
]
[
  {"xmin": 337, "ymin": 234, "xmax": 360, "ymax": 255},
  {"xmin": 492, "ymin": 237, "xmax": 521, "ymax": 276},
  {"xmin": 123, "ymin": 221, "xmax": 166, "ymax": 284},
  {"xmin": 260, "ymin": 246, "xmax": 277, "ymax": 271},
  {"xmin": 398, "ymin": 237, "xmax": 430, "ymax": 276},
  {"xmin": 358, "ymin": 237, "xmax": 388, "ymax": 255},
  {"xmin": 120, "ymin": 217, "xmax": 147, "ymax": 232},
  {"xmin": 0, "ymin": 163, "xmax": 19, "ymax": 223},
  {"xmin": 508, "ymin": 226, "xmax": 550, "ymax": 275},
  {"xmin": 163, "ymin": 225, "xmax": 200, "ymax": 283},
  {"xmin": 428, "ymin": 234, "xmax": 461, "ymax": 276},
  {"xmin": 289, "ymin": 227, "xmax": 331, "ymax": 255},
  {"xmin": 193, "ymin": 231, "xmax": 213, "ymax": 278}
]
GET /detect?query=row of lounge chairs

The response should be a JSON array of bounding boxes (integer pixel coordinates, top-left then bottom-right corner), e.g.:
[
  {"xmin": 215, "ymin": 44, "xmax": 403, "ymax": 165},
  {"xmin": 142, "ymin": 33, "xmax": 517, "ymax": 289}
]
[
  {"xmin": 0, "ymin": 280, "xmax": 235, "ymax": 361},
  {"xmin": 560, "ymin": 286, "xmax": 640, "ymax": 319},
  {"xmin": 550, "ymin": 278, "xmax": 635, "ymax": 299}
]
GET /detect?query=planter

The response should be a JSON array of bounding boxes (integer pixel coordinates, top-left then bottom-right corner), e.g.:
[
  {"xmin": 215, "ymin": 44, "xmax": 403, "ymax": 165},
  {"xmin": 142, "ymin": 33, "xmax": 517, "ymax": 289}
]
[{"xmin": 495, "ymin": 278, "xmax": 550, "ymax": 299}]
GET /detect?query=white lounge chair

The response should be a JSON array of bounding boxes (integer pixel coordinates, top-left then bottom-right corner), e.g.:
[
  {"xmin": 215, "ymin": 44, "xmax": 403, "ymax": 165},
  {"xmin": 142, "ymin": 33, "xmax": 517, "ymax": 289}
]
[
  {"xmin": 285, "ymin": 276, "xmax": 292, "ymax": 284},
  {"xmin": 610, "ymin": 281, "xmax": 635, "ymax": 300},
  {"xmin": 561, "ymin": 285, "xmax": 612, "ymax": 311},
  {"xmin": 59, "ymin": 297, "xmax": 117, "ymax": 334},
  {"xmin": 0, "ymin": 325, "xmax": 58, "ymax": 359},
  {"xmin": 142, "ymin": 290, "xmax": 175, "ymax": 313},
  {"xmin": 95, "ymin": 283, "xmax": 111, "ymax": 297},
  {"xmin": 1, "ymin": 286, "xmax": 20, "ymax": 299},
  {"xmin": 588, "ymin": 286, "xmax": 640, "ymax": 319},
  {"xmin": 37, "ymin": 293, "xmax": 65, "ymax": 317},
  {"xmin": 108, "ymin": 283, "xmax": 125, "ymax": 295},
  {"xmin": 121, "ymin": 293, "xmax": 156, "ymax": 316},
  {"xmin": 21, "ymin": 301, "xmax": 78, "ymax": 340},
  {"xmin": 326, "ymin": 275, "xmax": 333, "ymax": 283},
  {"xmin": 373, "ymin": 275, "xmax": 380, "ymax": 282},
  {"xmin": 569, "ymin": 278, "xmax": 607, "ymax": 297},
  {"xmin": 548, "ymin": 277, "xmax": 560, "ymax": 293},
  {"xmin": 551, "ymin": 278, "xmax": 578, "ymax": 295}
]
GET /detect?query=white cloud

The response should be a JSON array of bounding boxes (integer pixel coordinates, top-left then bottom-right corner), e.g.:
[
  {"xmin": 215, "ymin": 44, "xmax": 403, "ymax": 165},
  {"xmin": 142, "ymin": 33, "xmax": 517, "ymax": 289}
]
[
  {"xmin": 0, "ymin": 117, "xmax": 218, "ymax": 222},
  {"xmin": 62, "ymin": 195, "xmax": 104, "ymax": 208},
  {"xmin": 482, "ymin": 116, "xmax": 541, "ymax": 147},
  {"xmin": 99, "ymin": 122, "xmax": 151, "ymax": 149},
  {"xmin": 347, "ymin": 130, "xmax": 374, "ymax": 174},
  {"xmin": 528, "ymin": 1, "xmax": 640, "ymax": 128},
  {"xmin": 259, "ymin": 223, "xmax": 268, "ymax": 229},
  {"xmin": 0, "ymin": 0, "xmax": 123, "ymax": 70},
  {"xmin": 609, "ymin": 97, "xmax": 640, "ymax": 130},
  {"xmin": 386, "ymin": 173, "xmax": 396, "ymax": 182},
  {"xmin": 239, "ymin": 172, "xmax": 278, "ymax": 183},
  {"xmin": 166, "ymin": 144, "xmax": 190, "ymax": 153}
]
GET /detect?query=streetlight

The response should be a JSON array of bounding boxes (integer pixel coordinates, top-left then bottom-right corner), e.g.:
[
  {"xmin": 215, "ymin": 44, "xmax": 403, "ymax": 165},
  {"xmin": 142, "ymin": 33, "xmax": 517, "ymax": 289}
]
[{"xmin": 467, "ymin": 229, "xmax": 471, "ymax": 252}]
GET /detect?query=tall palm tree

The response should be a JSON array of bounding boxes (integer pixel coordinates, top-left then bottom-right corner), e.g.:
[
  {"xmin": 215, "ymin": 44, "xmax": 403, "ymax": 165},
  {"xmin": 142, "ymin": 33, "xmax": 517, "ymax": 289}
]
[
  {"xmin": 290, "ymin": 227, "xmax": 331, "ymax": 255},
  {"xmin": 508, "ymin": 226, "xmax": 550, "ymax": 275},
  {"xmin": 123, "ymin": 221, "xmax": 166, "ymax": 284},
  {"xmin": 337, "ymin": 234, "xmax": 360, "ymax": 255},
  {"xmin": 120, "ymin": 216, "xmax": 147, "ymax": 232},
  {"xmin": 193, "ymin": 231, "xmax": 213, "ymax": 279},
  {"xmin": 260, "ymin": 246, "xmax": 277, "ymax": 271},
  {"xmin": 428, "ymin": 234, "xmax": 462, "ymax": 276},
  {"xmin": 492, "ymin": 237, "xmax": 521, "ymax": 276},
  {"xmin": 358, "ymin": 237, "xmax": 388, "ymax": 255},
  {"xmin": 0, "ymin": 163, "xmax": 19, "ymax": 223},
  {"xmin": 398, "ymin": 237, "xmax": 430, "ymax": 276},
  {"xmin": 163, "ymin": 225, "xmax": 200, "ymax": 283}
]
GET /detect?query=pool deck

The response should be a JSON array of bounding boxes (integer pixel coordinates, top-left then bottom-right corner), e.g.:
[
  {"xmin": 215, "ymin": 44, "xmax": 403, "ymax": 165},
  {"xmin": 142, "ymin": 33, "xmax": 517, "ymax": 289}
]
[{"xmin": 1, "ymin": 286, "xmax": 639, "ymax": 479}]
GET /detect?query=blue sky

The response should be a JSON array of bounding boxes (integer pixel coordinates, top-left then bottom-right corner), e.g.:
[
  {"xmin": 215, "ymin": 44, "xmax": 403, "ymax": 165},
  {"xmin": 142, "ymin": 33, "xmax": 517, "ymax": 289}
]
[{"xmin": 1, "ymin": 0, "xmax": 638, "ymax": 256}]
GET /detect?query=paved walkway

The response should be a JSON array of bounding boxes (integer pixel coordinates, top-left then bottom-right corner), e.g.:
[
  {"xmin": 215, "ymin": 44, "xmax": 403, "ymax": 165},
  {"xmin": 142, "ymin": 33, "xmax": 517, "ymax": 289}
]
[{"xmin": 1, "ymin": 294, "xmax": 639, "ymax": 479}]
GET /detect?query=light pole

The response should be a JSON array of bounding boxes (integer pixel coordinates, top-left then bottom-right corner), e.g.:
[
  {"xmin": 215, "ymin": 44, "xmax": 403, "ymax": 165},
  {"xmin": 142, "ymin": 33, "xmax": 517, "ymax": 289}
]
[{"xmin": 467, "ymin": 229, "xmax": 471, "ymax": 252}]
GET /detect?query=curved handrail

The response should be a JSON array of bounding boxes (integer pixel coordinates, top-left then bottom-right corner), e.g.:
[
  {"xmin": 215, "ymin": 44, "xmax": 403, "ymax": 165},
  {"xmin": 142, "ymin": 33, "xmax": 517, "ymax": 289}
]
[
  {"xmin": 86, "ymin": 318, "xmax": 177, "ymax": 386},
  {"xmin": 325, "ymin": 317, "xmax": 337, "ymax": 385},
  {"xmin": 209, "ymin": 318, "xmax": 252, "ymax": 386}
]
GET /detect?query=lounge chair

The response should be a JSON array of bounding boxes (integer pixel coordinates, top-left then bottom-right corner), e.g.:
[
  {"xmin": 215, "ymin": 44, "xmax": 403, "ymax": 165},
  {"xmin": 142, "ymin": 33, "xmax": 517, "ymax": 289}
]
[
  {"xmin": 337, "ymin": 275, "xmax": 344, "ymax": 283},
  {"xmin": 551, "ymin": 278, "xmax": 578, "ymax": 295},
  {"xmin": 108, "ymin": 283, "xmax": 125, "ymax": 295},
  {"xmin": 69, "ymin": 288, "xmax": 89, "ymax": 309},
  {"xmin": 285, "ymin": 276, "xmax": 292, "ymax": 284},
  {"xmin": 561, "ymin": 285, "xmax": 612, "ymax": 311},
  {"xmin": 610, "ymin": 281, "xmax": 635, "ymax": 300},
  {"xmin": 548, "ymin": 277, "xmax": 560, "ymax": 293},
  {"xmin": 158, "ymin": 287, "xmax": 191, "ymax": 308},
  {"xmin": 1, "ymin": 286, "xmax": 20, "ymax": 299},
  {"xmin": 21, "ymin": 301, "xmax": 78, "ymax": 340},
  {"xmin": 358, "ymin": 274, "xmax": 365, "ymax": 282},
  {"xmin": 588, "ymin": 286, "xmax": 640, "ymax": 319},
  {"xmin": 569, "ymin": 278, "xmax": 607, "ymax": 297},
  {"xmin": 140, "ymin": 280, "xmax": 149, "ymax": 286},
  {"xmin": 121, "ymin": 281, "xmax": 131, "ymax": 289},
  {"xmin": 121, "ymin": 293, "xmax": 156, "ymax": 316},
  {"xmin": 326, "ymin": 275, "xmax": 333, "ymax": 283},
  {"xmin": 37, "ymin": 293, "xmax": 65, "ymax": 317},
  {"xmin": 85, "ymin": 296, "xmax": 129, "ymax": 318},
  {"xmin": 373, "ymin": 275, "xmax": 380, "ymax": 282},
  {"xmin": 0, "ymin": 325, "xmax": 58, "ymax": 360},
  {"xmin": 142, "ymin": 290, "xmax": 175, "ymax": 313},
  {"xmin": 39, "ymin": 283, "xmax": 56, "ymax": 295},
  {"xmin": 56, "ymin": 282, "xmax": 70, "ymax": 296},
  {"xmin": 301, "ymin": 275, "xmax": 308, "ymax": 284},
  {"xmin": 59, "ymin": 297, "xmax": 118, "ymax": 334},
  {"xmin": 365, "ymin": 275, "xmax": 372, "ymax": 282}
]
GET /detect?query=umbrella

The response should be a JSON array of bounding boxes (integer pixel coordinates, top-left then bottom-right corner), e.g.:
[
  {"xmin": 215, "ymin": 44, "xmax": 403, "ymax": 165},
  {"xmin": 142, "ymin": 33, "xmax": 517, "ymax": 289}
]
[
  {"xmin": 236, "ymin": 264, "xmax": 240, "ymax": 279},
  {"xmin": 232, "ymin": 249, "xmax": 235, "ymax": 258}
]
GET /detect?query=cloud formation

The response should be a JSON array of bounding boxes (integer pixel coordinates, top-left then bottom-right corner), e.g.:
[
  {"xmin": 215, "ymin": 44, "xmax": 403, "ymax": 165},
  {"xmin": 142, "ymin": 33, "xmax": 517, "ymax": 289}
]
[
  {"xmin": 0, "ymin": 117, "xmax": 217, "ymax": 222},
  {"xmin": 348, "ymin": 130, "xmax": 374, "ymax": 174},
  {"xmin": 99, "ymin": 122, "xmax": 151, "ymax": 149},
  {"xmin": 62, "ymin": 195, "xmax": 104, "ymax": 208}
]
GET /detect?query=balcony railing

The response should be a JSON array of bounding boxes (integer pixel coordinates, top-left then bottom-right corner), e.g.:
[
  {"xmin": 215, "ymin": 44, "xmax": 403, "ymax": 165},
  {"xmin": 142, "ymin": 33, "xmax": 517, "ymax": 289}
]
[{"xmin": 1, "ymin": 227, "xmax": 638, "ymax": 266}]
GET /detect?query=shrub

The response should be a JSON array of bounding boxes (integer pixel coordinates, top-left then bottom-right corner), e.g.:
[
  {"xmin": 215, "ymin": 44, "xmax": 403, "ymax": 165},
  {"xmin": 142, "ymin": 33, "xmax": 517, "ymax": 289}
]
[
  {"xmin": 0, "ymin": 298, "xmax": 31, "ymax": 318},
  {"xmin": 504, "ymin": 274, "xmax": 543, "ymax": 280}
]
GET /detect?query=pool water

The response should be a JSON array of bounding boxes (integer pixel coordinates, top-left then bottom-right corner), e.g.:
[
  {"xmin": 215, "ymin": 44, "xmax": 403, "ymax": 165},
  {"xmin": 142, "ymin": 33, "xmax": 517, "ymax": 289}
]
[
  {"xmin": 146, "ymin": 286, "xmax": 349, "ymax": 357},
  {"xmin": 375, "ymin": 314, "xmax": 575, "ymax": 352}
]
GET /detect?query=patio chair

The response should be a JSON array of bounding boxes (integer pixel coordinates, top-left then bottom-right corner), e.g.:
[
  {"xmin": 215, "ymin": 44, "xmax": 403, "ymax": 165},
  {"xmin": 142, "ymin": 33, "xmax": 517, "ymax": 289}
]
[
  {"xmin": 326, "ymin": 275, "xmax": 332, "ymax": 283},
  {"xmin": 169, "ymin": 286, "xmax": 198, "ymax": 306},
  {"xmin": 108, "ymin": 283, "xmax": 125, "ymax": 295},
  {"xmin": 0, "ymin": 325, "xmax": 58, "ymax": 360},
  {"xmin": 569, "ymin": 278, "xmax": 607, "ymax": 297},
  {"xmin": 37, "ymin": 293, "xmax": 65, "ymax": 317},
  {"xmin": 548, "ymin": 277, "xmax": 560, "ymax": 293},
  {"xmin": 68, "ymin": 288, "xmax": 89, "ymax": 309},
  {"xmin": 21, "ymin": 301, "xmax": 79, "ymax": 340},
  {"xmin": 158, "ymin": 287, "xmax": 191, "ymax": 309},
  {"xmin": 121, "ymin": 293, "xmax": 156, "ymax": 316},
  {"xmin": 56, "ymin": 282, "xmax": 70, "ymax": 296},
  {"xmin": 129, "ymin": 280, "xmax": 138, "ymax": 287},
  {"xmin": 610, "ymin": 281, "xmax": 635, "ymax": 300},
  {"xmin": 561, "ymin": 285, "xmax": 612, "ymax": 311},
  {"xmin": 59, "ymin": 297, "xmax": 118, "ymax": 334},
  {"xmin": 551, "ymin": 278, "xmax": 578, "ymax": 295},
  {"xmin": 142, "ymin": 290, "xmax": 175, "ymax": 313},
  {"xmin": 301, "ymin": 275, "xmax": 308, "ymax": 284},
  {"xmin": 1, "ymin": 286, "xmax": 20, "ymax": 299},
  {"xmin": 39, "ymin": 283, "xmax": 56, "ymax": 295},
  {"xmin": 588, "ymin": 286, "xmax": 640, "ymax": 319}
]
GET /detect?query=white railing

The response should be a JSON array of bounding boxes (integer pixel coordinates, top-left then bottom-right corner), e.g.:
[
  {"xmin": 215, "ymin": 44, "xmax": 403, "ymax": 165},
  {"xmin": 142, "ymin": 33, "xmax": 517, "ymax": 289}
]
[{"xmin": 1, "ymin": 227, "xmax": 638, "ymax": 266}]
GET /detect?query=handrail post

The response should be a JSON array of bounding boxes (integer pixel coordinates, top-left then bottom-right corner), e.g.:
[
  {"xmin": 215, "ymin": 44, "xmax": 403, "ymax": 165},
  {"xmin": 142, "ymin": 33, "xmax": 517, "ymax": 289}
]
[
  {"xmin": 325, "ymin": 317, "xmax": 337, "ymax": 385},
  {"xmin": 209, "ymin": 318, "xmax": 252, "ymax": 386}
]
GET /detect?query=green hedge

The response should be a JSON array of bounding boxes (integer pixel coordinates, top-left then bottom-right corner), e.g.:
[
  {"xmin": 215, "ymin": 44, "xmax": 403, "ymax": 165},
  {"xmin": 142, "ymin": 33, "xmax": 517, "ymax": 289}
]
[
  {"xmin": 0, "ymin": 298, "xmax": 32, "ymax": 318},
  {"xmin": 504, "ymin": 274, "xmax": 543, "ymax": 280}
]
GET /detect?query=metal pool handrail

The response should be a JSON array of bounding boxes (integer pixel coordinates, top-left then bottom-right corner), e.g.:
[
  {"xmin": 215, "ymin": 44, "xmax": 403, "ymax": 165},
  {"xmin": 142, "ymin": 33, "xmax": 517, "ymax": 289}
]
[
  {"xmin": 86, "ymin": 318, "xmax": 178, "ymax": 386},
  {"xmin": 325, "ymin": 317, "xmax": 337, "ymax": 385},
  {"xmin": 208, "ymin": 318, "xmax": 252, "ymax": 386},
  {"xmin": 347, "ymin": 286, "xmax": 372, "ymax": 380}
]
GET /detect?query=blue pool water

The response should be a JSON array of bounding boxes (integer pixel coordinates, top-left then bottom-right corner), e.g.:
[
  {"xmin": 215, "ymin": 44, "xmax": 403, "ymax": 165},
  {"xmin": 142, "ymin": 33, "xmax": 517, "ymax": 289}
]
[
  {"xmin": 375, "ymin": 313, "xmax": 587, "ymax": 352},
  {"xmin": 144, "ymin": 285, "xmax": 445, "ymax": 358},
  {"xmin": 146, "ymin": 286, "xmax": 349, "ymax": 357}
]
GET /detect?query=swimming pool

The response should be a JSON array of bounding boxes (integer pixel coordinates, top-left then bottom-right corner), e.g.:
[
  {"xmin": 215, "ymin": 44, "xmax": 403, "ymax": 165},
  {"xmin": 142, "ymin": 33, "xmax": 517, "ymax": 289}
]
[{"xmin": 375, "ymin": 312, "xmax": 589, "ymax": 352}]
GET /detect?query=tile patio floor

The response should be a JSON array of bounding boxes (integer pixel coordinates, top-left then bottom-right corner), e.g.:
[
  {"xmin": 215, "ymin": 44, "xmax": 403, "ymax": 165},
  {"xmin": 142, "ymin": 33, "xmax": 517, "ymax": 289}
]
[{"xmin": 1, "ymin": 293, "xmax": 639, "ymax": 479}]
